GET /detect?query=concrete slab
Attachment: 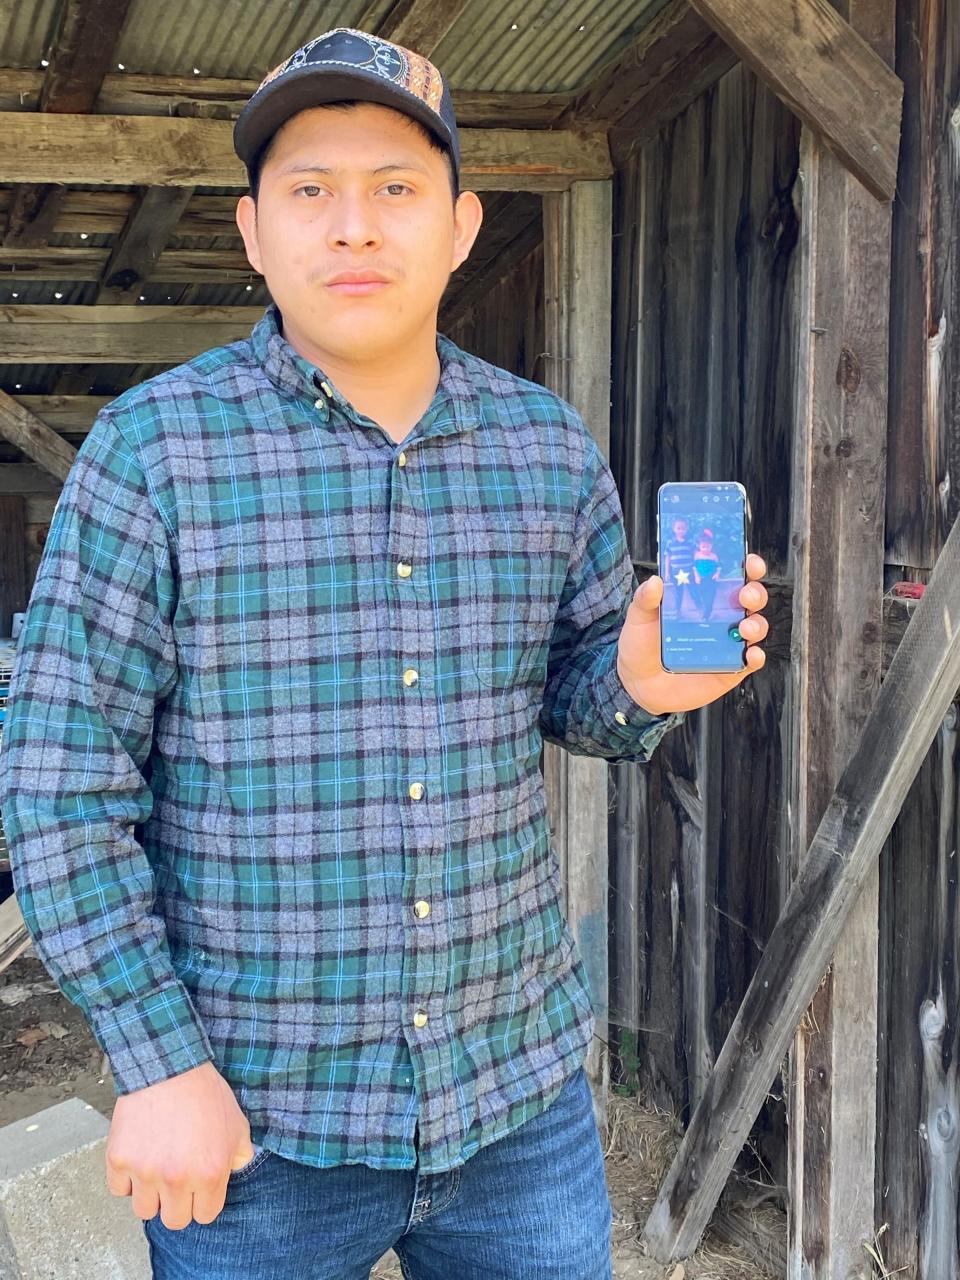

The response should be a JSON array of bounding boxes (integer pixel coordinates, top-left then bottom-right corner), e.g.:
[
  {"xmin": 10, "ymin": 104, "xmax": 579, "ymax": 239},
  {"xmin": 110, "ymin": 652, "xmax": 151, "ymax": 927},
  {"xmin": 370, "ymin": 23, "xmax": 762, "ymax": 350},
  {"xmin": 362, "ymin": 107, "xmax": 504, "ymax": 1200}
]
[{"xmin": 0, "ymin": 1097, "xmax": 149, "ymax": 1279}]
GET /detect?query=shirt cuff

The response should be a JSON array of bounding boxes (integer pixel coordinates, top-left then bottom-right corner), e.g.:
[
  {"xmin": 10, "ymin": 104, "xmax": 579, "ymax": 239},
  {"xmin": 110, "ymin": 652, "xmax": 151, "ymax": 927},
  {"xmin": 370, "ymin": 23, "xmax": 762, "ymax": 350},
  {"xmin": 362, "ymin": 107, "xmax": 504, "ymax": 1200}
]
[
  {"xmin": 87, "ymin": 980, "xmax": 216, "ymax": 1095},
  {"xmin": 589, "ymin": 646, "xmax": 686, "ymax": 761}
]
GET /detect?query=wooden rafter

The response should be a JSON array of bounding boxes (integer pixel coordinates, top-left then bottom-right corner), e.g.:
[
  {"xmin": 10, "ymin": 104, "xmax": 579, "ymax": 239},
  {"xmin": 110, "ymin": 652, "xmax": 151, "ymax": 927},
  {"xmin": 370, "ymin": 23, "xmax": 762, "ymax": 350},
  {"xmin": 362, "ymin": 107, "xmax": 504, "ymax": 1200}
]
[
  {"xmin": 360, "ymin": 0, "xmax": 470, "ymax": 53},
  {"xmin": 0, "ymin": 190, "xmax": 241, "ymax": 240},
  {"xmin": 0, "ymin": 306, "xmax": 262, "ymax": 364},
  {"xmin": 96, "ymin": 189, "xmax": 197, "ymax": 303},
  {"xmin": 4, "ymin": 0, "xmax": 134, "ymax": 248},
  {"xmin": 0, "ymin": 389, "xmax": 77, "ymax": 483},
  {"xmin": 0, "ymin": 69, "xmax": 574, "ymax": 129},
  {"xmin": 0, "ymin": 246, "xmax": 253, "ymax": 283},
  {"xmin": 566, "ymin": 0, "xmax": 735, "ymax": 127},
  {"xmin": 0, "ymin": 116, "xmax": 612, "ymax": 191},
  {"xmin": 687, "ymin": 0, "xmax": 903, "ymax": 201},
  {"xmin": 7, "ymin": 396, "xmax": 110, "ymax": 434}
]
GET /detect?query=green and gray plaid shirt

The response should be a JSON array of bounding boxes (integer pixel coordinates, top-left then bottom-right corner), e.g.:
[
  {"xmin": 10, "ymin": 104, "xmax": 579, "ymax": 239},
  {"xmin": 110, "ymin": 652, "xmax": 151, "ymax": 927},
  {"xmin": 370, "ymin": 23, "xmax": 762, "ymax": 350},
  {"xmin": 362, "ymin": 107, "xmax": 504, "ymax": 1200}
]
[{"xmin": 0, "ymin": 303, "xmax": 682, "ymax": 1173}]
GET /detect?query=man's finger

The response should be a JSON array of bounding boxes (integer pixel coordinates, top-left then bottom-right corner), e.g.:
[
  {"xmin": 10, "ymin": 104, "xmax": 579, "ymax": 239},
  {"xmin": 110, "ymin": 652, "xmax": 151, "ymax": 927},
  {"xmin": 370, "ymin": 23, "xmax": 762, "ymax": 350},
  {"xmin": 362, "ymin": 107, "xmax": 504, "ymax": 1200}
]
[
  {"xmin": 745, "ymin": 553, "xmax": 767, "ymax": 581},
  {"xmin": 740, "ymin": 582, "xmax": 768, "ymax": 612},
  {"xmin": 740, "ymin": 614, "xmax": 769, "ymax": 643},
  {"xmin": 630, "ymin": 575, "xmax": 663, "ymax": 618},
  {"xmin": 744, "ymin": 645, "xmax": 766, "ymax": 671}
]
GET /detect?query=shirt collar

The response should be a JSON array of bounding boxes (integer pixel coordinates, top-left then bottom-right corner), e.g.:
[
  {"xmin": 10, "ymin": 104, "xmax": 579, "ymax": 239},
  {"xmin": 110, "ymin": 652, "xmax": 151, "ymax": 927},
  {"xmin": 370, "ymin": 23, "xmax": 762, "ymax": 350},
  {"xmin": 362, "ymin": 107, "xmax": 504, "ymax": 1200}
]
[{"xmin": 249, "ymin": 302, "xmax": 481, "ymax": 439}]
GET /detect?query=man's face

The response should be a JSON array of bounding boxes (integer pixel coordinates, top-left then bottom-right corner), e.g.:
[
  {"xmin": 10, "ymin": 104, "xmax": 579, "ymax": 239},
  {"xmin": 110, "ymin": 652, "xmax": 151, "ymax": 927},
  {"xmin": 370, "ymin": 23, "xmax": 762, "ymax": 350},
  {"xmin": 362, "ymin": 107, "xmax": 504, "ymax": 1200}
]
[
  {"xmin": 673, "ymin": 519, "xmax": 688, "ymax": 538},
  {"xmin": 236, "ymin": 102, "xmax": 483, "ymax": 364}
]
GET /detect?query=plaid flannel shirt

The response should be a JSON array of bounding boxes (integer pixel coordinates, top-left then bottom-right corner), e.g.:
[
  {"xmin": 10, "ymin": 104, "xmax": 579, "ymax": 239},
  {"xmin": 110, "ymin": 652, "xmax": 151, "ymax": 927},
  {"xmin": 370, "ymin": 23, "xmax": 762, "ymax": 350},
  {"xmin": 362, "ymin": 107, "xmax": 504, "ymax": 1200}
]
[{"xmin": 0, "ymin": 303, "xmax": 683, "ymax": 1173}]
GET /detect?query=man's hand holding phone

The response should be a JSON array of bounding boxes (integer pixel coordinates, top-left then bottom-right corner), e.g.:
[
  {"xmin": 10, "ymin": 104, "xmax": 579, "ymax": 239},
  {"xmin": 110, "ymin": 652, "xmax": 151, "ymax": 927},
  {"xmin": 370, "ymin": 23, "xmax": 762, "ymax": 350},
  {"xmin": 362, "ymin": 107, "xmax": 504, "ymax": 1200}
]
[{"xmin": 616, "ymin": 554, "xmax": 769, "ymax": 716}]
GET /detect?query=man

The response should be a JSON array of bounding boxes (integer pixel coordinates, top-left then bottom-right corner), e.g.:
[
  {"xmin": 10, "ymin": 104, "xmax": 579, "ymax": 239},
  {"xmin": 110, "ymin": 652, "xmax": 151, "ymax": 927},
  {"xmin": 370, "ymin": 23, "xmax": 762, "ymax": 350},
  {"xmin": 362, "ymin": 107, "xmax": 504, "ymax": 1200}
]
[{"xmin": 0, "ymin": 27, "xmax": 769, "ymax": 1280}]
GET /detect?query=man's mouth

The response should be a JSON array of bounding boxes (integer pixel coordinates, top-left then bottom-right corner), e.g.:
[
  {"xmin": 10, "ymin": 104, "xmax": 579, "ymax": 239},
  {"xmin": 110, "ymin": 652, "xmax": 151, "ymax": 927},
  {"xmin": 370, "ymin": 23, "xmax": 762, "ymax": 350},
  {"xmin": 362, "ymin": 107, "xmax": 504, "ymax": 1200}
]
[{"xmin": 326, "ymin": 272, "xmax": 392, "ymax": 296}]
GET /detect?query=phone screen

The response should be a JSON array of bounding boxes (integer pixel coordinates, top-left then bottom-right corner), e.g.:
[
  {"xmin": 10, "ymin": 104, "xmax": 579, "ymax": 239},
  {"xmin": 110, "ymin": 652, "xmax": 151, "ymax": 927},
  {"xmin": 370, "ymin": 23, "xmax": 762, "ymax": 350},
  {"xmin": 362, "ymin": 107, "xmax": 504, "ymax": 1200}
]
[{"xmin": 657, "ymin": 481, "xmax": 748, "ymax": 674}]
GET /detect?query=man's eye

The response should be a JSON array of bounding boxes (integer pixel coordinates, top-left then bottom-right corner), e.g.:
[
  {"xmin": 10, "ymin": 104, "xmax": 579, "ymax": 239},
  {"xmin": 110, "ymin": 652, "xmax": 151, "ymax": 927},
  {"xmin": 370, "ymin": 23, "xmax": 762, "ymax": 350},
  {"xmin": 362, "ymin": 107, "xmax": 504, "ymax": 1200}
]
[
  {"xmin": 296, "ymin": 185, "xmax": 322, "ymax": 197},
  {"xmin": 383, "ymin": 183, "xmax": 412, "ymax": 196}
]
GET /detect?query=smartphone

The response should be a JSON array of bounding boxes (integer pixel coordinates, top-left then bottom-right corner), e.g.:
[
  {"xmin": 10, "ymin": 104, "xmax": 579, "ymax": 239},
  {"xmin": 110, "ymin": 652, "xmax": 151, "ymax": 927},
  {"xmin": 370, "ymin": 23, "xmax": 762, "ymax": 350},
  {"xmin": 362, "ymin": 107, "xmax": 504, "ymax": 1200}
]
[{"xmin": 656, "ymin": 481, "xmax": 750, "ymax": 674}]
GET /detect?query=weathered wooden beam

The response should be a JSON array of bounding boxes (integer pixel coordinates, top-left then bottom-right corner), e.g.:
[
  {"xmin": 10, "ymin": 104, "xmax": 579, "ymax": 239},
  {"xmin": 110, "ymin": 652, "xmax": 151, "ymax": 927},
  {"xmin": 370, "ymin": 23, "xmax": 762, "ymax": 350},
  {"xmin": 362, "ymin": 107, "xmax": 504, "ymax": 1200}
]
[
  {"xmin": 0, "ymin": 306, "xmax": 261, "ymax": 363},
  {"xmin": 642, "ymin": 504, "xmax": 960, "ymax": 1261},
  {"xmin": 0, "ymin": 114, "xmax": 612, "ymax": 191},
  {"xmin": 0, "ymin": 246, "xmax": 255, "ymax": 282},
  {"xmin": 782, "ymin": 0, "xmax": 895, "ymax": 1253},
  {"xmin": 541, "ymin": 181, "xmax": 614, "ymax": 1126},
  {"xmin": 568, "ymin": 0, "xmax": 735, "ymax": 126},
  {"xmin": 97, "ymin": 188, "xmax": 198, "ymax": 302},
  {"xmin": 7, "ymin": 396, "xmax": 110, "ymax": 434},
  {"xmin": 36, "ymin": 0, "xmax": 134, "ymax": 114},
  {"xmin": 0, "ymin": 390, "xmax": 77, "ymax": 482},
  {"xmin": 361, "ymin": 0, "xmax": 469, "ymax": 53},
  {"xmin": 687, "ymin": 0, "xmax": 903, "ymax": 201},
  {"xmin": 5, "ymin": 0, "xmax": 134, "ymax": 248},
  {"xmin": 0, "ymin": 69, "xmax": 574, "ymax": 129}
]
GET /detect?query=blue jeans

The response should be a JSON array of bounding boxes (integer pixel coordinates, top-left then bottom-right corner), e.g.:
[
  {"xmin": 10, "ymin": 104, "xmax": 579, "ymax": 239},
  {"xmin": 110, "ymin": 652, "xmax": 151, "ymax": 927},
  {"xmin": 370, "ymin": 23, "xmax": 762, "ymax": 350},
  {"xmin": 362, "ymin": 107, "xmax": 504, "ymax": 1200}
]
[{"xmin": 144, "ymin": 1065, "xmax": 613, "ymax": 1279}]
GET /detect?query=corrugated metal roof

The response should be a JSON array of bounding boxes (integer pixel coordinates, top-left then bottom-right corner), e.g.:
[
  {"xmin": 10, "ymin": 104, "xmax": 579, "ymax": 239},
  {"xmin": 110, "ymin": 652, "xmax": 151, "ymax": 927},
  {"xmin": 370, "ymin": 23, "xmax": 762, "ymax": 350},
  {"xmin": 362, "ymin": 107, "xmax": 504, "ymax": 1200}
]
[
  {"xmin": 432, "ymin": 0, "xmax": 669, "ymax": 93},
  {"xmin": 114, "ymin": 0, "xmax": 396, "ymax": 80},
  {"xmin": 0, "ymin": 0, "xmax": 670, "ymax": 94},
  {"xmin": 0, "ymin": 0, "xmax": 60, "ymax": 69}
]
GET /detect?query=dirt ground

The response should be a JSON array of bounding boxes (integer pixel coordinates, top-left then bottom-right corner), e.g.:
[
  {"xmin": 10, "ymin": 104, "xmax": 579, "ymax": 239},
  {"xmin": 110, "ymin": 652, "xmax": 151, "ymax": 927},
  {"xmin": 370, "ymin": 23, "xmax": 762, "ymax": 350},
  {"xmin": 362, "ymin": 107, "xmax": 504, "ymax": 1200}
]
[{"xmin": 1, "ymin": 952, "xmax": 781, "ymax": 1279}]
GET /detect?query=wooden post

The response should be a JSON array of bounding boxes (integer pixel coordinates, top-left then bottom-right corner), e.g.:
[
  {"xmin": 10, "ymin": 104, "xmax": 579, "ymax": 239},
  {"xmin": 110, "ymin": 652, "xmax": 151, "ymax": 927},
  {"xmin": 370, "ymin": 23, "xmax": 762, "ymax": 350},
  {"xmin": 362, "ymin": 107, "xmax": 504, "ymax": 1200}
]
[
  {"xmin": 541, "ymin": 181, "xmax": 614, "ymax": 1124},
  {"xmin": 786, "ymin": 4, "xmax": 894, "ymax": 1272}
]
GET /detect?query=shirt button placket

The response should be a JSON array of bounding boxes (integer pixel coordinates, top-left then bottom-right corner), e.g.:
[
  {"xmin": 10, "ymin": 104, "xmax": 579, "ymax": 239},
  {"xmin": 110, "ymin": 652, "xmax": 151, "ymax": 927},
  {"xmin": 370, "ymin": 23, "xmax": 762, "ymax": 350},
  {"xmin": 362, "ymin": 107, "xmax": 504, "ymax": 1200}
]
[{"xmin": 393, "ymin": 446, "xmax": 445, "ymax": 1101}]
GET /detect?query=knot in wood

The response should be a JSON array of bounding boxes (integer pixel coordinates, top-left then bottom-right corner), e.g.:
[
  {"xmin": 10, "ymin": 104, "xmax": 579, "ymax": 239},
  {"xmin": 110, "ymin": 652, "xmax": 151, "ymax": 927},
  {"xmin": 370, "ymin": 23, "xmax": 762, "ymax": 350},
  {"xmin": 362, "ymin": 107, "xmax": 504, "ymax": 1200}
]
[
  {"xmin": 835, "ymin": 347, "xmax": 861, "ymax": 393},
  {"xmin": 835, "ymin": 436, "xmax": 855, "ymax": 458}
]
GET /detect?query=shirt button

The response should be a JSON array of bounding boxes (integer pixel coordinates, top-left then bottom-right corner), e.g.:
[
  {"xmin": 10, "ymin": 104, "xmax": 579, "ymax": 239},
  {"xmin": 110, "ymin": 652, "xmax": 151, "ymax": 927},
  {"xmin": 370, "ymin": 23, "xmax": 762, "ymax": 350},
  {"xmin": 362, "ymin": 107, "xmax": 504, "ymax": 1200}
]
[
  {"xmin": 408, "ymin": 782, "xmax": 425, "ymax": 800},
  {"xmin": 320, "ymin": 380, "xmax": 334, "ymax": 397},
  {"xmin": 313, "ymin": 398, "xmax": 324, "ymax": 410},
  {"xmin": 398, "ymin": 451, "xmax": 407, "ymax": 467},
  {"xmin": 397, "ymin": 561, "xmax": 412, "ymax": 578},
  {"xmin": 403, "ymin": 667, "xmax": 419, "ymax": 686},
  {"xmin": 413, "ymin": 900, "xmax": 431, "ymax": 919},
  {"xmin": 615, "ymin": 711, "xmax": 629, "ymax": 725},
  {"xmin": 413, "ymin": 1010, "xmax": 428, "ymax": 1028}
]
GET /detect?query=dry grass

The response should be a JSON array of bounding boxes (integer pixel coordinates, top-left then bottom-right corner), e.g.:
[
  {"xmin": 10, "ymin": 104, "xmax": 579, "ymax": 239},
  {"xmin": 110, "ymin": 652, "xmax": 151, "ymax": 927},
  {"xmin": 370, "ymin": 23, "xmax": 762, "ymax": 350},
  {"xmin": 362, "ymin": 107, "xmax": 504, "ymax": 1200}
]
[{"xmin": 603, "ymin": 1089, "xmax": 785, "ymax": 1279}]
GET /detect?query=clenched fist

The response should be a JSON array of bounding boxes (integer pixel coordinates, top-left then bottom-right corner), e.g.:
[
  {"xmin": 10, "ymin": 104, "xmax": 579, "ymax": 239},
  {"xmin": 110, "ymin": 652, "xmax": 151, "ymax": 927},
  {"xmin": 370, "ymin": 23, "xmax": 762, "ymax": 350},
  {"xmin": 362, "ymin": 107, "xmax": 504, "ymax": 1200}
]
[{"xmin": 105, "ymin": 1060, "xmax": 257, "ymax": 1230}]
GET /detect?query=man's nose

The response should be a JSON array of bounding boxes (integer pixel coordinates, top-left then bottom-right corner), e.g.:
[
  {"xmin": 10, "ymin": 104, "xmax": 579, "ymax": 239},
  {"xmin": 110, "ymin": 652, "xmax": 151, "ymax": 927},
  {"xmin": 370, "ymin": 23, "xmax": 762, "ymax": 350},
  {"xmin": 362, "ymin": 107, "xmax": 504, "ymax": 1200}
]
[{"xmin": 327, "ymin": 194, "xmax": 382, "ymax": 250}]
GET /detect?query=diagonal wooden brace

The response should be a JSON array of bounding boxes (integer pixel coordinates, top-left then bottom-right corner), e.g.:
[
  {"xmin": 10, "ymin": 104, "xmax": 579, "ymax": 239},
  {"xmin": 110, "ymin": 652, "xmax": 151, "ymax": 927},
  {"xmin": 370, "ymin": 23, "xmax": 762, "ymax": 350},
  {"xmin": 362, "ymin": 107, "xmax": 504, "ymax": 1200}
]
[
  {"xmin": 643, "ymin": 506, "xmax": 960, "ymax": 1261},
  {"xmin": 688, "ymin": 0, "xmax": 903, "ymax": 201}
]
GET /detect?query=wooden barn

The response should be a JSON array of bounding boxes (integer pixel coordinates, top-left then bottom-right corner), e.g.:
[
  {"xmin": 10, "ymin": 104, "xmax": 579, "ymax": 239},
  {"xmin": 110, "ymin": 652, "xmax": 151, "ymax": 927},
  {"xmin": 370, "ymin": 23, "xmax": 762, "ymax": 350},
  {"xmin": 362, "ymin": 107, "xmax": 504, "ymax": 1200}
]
[{"xmin": 0, "ymin": 0, "xmax": 956, "ymax": 1275}]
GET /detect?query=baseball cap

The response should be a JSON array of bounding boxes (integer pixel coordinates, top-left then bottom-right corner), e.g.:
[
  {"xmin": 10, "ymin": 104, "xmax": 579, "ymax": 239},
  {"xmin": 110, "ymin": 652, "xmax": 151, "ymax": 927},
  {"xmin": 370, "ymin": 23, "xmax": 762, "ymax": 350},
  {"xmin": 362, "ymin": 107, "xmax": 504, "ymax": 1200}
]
[{"xmin": 234, "ymin": 28, "xmax": 461, "ymax": 187}]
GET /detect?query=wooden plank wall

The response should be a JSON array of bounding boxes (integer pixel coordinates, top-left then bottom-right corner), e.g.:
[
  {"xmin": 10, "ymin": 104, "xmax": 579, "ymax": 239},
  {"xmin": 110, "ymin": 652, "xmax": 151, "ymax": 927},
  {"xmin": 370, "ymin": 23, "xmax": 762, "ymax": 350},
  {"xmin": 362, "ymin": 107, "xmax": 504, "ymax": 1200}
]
[
  {"xmin": 608, "ymin": 61, "xmax": 801, "ymax": 1184},
  {"xmin": 876, "ymin": 0, "xmax": 960, "ymax": 1274},
  {"xmin": 610, "ymin": 0, "xmax": 960, "ymax": 1266},
  {"xmin": 445, "ymin": 240, "xmax": 544, "ymax": 381}
]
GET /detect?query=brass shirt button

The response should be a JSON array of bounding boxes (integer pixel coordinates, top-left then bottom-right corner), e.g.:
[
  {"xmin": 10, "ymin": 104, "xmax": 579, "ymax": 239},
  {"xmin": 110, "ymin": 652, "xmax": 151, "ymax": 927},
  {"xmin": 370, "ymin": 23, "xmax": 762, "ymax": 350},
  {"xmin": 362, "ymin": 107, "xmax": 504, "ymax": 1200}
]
[
  {"xmin": 313, "ymin": 398, "xmax": 324, "ymax": 410},
  {"xmin": 398, "ymin": 451, "xmax": 407, "ymax": 467},
  {"xmin": 408, "ymin": 782, "xmax": 425, "ymax": 800},
  {"xmin": 413, "ymin": 900, "xmax": 431, "ymax": 919},
  {"xmin": 614, "ymin": 711, "xmax": 629, "ymax": 725},
  {"xmin": 413, "ymin": 1010, "xmax": 428, "ymax": 1028},
  {"xmin": 403, "ymin": 668, "xmax": 419, "ymax": 687},
  {"xmin": 320, "ymin": 380, "xmax": 334, "ymax": 397},
  {"xmin": 397, "ymin": 561, "xmax": 412, "ymax": 578}
]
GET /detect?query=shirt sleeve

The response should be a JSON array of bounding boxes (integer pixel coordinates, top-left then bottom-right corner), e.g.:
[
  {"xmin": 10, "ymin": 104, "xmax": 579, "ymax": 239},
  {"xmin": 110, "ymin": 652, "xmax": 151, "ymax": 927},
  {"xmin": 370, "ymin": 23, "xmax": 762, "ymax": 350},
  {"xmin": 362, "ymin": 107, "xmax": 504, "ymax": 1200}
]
[
  {"xmin": 538, "ymin": 432, "xmax": 685, "ymax": 764},
  {"xmin": 0, "ymin": 411, "xmax": 216, "ymax": 1094}
]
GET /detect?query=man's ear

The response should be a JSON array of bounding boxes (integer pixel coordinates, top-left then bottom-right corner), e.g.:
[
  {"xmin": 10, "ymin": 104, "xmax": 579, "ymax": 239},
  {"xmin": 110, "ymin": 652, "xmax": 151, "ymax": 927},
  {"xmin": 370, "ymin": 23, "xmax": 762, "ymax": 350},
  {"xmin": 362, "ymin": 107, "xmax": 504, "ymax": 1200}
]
[
  {"xmin": 236, "ymin": 195, "xmax": 263, "ymax": 275},
  {"xmin": 450, "ymin": 191, "xmax": 484, "ymax": 274}
]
